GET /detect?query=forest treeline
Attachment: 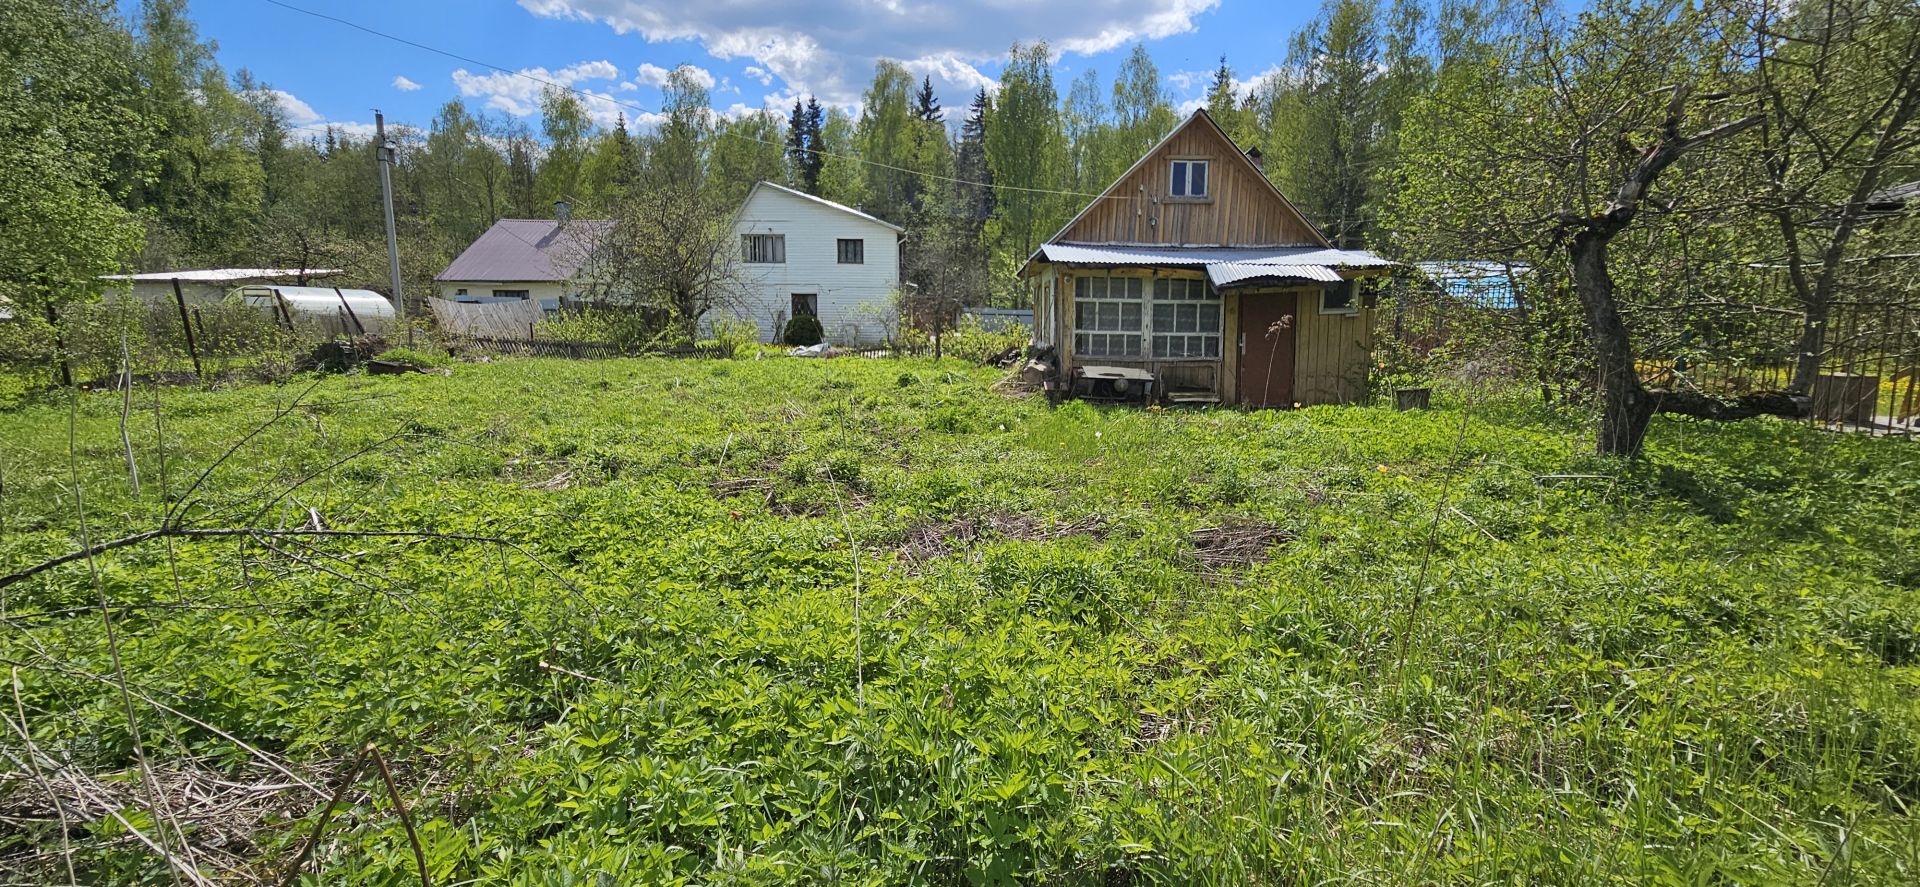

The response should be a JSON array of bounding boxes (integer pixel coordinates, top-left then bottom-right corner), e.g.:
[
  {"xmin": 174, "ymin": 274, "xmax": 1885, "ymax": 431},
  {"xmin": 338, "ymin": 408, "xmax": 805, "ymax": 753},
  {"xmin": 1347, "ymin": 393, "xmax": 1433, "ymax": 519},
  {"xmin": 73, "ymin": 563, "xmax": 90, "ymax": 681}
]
[{"xmin": 4, "ymin": 0, "xmax": 1917, "ymax": 451}]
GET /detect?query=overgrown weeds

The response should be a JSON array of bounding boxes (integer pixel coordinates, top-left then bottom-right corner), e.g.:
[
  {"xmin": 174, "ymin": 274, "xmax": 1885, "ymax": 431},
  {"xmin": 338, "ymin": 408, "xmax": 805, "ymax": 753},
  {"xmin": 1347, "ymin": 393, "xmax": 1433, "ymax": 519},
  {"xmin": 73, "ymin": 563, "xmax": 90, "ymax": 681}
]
[{"xmin": 0, "ymin": 357, "xmax": 1916, "ymax": 883}]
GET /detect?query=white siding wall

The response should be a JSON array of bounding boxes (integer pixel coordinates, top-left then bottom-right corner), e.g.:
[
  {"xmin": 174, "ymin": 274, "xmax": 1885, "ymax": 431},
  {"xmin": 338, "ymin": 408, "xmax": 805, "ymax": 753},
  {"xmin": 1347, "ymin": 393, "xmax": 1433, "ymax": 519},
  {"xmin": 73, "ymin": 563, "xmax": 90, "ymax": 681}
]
[
  {"xmin": 434, "ymin": 281, "xmax": 571, "ymax": 306},
  {"xmin": 729, "ymin": 187, "xmax": 901, "ymax": 345}
]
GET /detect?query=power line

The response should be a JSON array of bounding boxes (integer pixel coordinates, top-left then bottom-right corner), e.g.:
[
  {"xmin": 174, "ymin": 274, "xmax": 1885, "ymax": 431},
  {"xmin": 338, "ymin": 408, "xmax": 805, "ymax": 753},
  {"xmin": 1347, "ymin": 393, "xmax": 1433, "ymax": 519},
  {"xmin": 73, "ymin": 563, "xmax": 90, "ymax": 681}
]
[{"xmin": 255, "ymin": 0, "xmax": 1119, "ymax": 202}]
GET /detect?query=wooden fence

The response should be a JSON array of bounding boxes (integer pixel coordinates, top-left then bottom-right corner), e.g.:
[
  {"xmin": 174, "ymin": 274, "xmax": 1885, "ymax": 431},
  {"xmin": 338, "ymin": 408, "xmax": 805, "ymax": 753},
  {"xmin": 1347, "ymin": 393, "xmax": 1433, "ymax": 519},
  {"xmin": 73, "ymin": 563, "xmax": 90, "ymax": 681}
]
[
  {"xmin": 455, "ymin": 336, "xmax": 730, "ymax": 361},
  {"xmin": 427, "ymin": 298, "xmax": 546, "ymax": 338},
  {"xmin": 1637, "ymin": 301, "xmax": 1917, "ymax": 436}
]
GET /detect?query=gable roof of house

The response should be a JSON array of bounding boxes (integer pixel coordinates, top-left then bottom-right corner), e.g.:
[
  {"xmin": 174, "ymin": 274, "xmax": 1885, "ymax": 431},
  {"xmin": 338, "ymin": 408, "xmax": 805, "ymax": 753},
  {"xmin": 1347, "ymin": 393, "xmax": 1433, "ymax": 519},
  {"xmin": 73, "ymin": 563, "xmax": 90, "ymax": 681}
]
[
  {"xmin": 1024, "ymin": 112, "xmax": 1390, "ymax": 285},
  {"xmin": 1036, "ymin": 108, "xmax": 1330, "ymax": 258},
  {"xmin": 741, "ymin": 181, "xmax": 905, "ymax": 233},
  {"xmin": 436, "ymin": 219, "xmax": 612, "ymax": 283}
]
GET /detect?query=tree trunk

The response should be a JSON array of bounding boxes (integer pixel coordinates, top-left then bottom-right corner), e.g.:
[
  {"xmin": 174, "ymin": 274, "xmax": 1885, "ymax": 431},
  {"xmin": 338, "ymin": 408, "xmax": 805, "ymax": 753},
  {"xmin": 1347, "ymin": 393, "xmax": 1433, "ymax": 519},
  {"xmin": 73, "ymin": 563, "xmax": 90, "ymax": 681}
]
[
  {"xmin": 1788, "ymin": 296, "xmax": 1830, "ymax": 397},
  {"xmin": 1570, "ymin": 229, "xmax": 1655, "ymax": 458}
]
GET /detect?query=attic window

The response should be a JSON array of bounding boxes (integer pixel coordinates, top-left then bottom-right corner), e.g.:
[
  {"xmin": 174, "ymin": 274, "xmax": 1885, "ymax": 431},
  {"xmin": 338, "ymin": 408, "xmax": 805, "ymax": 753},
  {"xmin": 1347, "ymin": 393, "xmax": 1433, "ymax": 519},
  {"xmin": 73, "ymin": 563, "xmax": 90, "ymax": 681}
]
[{"xmin": 1170, "ymin": 159, "xmax": 1209, "ymax": 199}]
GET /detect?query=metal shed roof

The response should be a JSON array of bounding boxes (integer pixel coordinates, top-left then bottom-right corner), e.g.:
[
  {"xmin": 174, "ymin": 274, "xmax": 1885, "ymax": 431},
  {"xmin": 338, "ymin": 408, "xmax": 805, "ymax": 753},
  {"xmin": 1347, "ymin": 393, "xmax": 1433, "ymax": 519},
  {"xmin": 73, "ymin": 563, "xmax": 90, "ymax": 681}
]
[
  {"xmin": 1206, "ymin": 262, "xmax": 1346, "ymax": 287},
  {"xmin": 437, "ymin": 219, "xmax": 612, "ymax": 283},
  {"xmin": 1412, "ymin": 261, "xmax": 1525, "ymax": 310},
  {"xmin": 1034, "ymin": 243, "xmax": 1392, "ymax": 289},
  {"xmin": 1035, "ymin": 243, "xmax": 1390, "ymax": 269},
  {"xmin": 100, "ymin": 268, "xmax": 343, "ymax": 283}
]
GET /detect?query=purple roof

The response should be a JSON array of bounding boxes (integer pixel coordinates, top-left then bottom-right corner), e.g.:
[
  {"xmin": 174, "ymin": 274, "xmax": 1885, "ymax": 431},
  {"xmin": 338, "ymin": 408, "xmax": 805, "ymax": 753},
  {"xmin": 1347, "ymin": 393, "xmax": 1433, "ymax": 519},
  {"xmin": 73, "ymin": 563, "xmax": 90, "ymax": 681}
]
[{"xmin": 436, "ymin": 219, "xmax": 612, "ymax": 283}]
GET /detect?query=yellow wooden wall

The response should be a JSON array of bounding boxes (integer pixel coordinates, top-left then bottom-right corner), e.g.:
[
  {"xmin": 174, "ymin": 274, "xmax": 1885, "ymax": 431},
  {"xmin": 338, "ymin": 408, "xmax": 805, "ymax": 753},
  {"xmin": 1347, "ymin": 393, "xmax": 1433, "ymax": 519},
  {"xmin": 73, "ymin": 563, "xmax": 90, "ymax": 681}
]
[
  {"xmin": 1041, "ymin": 270, "xmax": 1372, "ymax": 406},
  {"xmin": 1291, "ymin": 297, "xmax": 1374, "ymax": 405},
  {"xmin": 1055, "ymin": 121, "xmax": 1323, "ymax": 247}
]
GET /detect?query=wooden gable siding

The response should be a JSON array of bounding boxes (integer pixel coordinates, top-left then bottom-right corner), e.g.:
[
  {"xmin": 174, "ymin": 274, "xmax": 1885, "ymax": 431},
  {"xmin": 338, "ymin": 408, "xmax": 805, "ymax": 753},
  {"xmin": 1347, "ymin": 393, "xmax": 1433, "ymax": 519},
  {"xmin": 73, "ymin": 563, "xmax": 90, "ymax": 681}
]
[{"xmin": 1054, "ymin": 122, "xmax": 1322, "ymax": 247}]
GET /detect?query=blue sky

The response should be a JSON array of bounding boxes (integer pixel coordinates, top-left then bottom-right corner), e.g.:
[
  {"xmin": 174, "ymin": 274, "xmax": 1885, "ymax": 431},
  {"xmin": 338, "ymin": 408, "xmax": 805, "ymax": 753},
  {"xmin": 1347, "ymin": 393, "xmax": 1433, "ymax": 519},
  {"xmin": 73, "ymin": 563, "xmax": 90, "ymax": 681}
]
[{"xmin": 139, "ymin": 1, "xmax": 1325, "ymax": 140}]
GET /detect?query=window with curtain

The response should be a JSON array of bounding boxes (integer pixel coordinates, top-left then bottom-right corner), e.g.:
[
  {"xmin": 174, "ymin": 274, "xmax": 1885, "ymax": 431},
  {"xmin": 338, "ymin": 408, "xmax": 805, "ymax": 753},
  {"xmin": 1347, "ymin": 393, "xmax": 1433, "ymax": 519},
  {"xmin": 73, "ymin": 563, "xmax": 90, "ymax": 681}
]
[{"xmin": 742, "ymin": 233, "xmax": 786, "ymax": 263}]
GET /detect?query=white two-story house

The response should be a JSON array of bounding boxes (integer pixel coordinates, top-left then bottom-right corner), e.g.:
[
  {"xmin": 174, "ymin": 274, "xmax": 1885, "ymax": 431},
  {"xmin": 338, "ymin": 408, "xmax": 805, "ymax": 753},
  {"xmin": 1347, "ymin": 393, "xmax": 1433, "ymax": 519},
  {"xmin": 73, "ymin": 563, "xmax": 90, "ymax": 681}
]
[{"xmin": 730, "ymin": 182, "xmax": 903, "ymax": 345}]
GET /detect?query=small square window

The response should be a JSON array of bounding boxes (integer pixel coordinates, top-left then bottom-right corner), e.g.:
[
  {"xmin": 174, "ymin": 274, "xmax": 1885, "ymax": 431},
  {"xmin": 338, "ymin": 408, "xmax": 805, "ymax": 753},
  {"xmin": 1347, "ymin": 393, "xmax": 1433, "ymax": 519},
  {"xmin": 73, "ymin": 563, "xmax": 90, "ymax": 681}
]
[
  {"xmin": 1170, "ymin": 160, "xmax": 1210, "ymax": 199},
  {"xmin": 837, "ymin": 238, "xmax": 864, "ymax": 264},
  {"xmin": 1321, "ymin": 281, "xmax": 1358, "ymax": 314},
  {"xmin": 791, "ymin": 293, "xmax": 818, "ymax": 317}
]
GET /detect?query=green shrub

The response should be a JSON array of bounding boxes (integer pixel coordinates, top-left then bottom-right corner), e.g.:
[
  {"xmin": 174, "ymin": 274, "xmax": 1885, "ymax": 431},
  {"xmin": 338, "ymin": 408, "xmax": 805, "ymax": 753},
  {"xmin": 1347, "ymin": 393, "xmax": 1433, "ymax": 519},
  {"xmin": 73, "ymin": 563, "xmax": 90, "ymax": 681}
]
[
  {"xmin": 783, "ymin": 314, "xmax": 824, "ymax": 346},
  {"xmin": 710, "ymin": 315, "xmax": 761, "ymax": 358},
  {"xmin": 536, "ymin": 305, "xmax": 666, "ymax": 349},
  {"xmin": 935, "ymin": 315, "xmax": 1028, "ymax": 364}
]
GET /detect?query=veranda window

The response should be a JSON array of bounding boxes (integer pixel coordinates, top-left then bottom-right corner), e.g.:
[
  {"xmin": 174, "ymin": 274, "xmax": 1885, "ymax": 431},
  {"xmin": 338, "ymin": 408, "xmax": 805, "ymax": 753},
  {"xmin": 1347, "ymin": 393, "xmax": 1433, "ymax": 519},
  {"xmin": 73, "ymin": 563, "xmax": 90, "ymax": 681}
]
[
  {"xmin": 1151, "ymin": 278, "xmax": 1222, "ymax": 358},
  {"xmin": 1072, "ymin": 275, "xmax": 1143, "ymax": 358}
]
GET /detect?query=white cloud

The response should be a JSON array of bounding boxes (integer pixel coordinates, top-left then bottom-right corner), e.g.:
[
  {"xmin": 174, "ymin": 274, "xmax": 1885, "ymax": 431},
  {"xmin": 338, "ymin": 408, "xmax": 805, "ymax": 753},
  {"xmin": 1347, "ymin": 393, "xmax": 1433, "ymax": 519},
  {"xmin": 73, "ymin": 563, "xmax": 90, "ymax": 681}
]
[
  {"xmin": 514, "ymin": 0, "xmax": 1218, "ymax": 106},
  {"xmin": 635, "ymin": 62, "xmax": 717, "ymax": 89},
  {"xmin": 1173, "ymin": 62, "xmax": 1286, "ymax": 113},
  {"xmin": 269, "ymin": 89, "xmax": 322, "ymax": 125},
  {"xmin": 392, "ymin": 75, "xmax": 424, "ymax": 92},
  {"xmin": 290, "ymin": 120, "xmax": 380, "ymax": 141},
  {"xmin": 452, "ymin": 59, "xmax": 624, "ymax": 118}
]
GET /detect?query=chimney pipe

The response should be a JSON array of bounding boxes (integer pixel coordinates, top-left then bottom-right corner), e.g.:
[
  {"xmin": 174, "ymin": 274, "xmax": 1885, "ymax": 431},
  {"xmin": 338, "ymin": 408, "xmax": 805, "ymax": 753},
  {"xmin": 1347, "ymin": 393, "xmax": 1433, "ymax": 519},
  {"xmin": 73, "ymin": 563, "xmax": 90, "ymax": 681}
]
[
  {"xmin": 554, "ymin": 200, "xmax": 571, "ymax": 227},
  {"xmin": 1245, "ymin": 147, "xmax": 1264, "ymax": 173}
]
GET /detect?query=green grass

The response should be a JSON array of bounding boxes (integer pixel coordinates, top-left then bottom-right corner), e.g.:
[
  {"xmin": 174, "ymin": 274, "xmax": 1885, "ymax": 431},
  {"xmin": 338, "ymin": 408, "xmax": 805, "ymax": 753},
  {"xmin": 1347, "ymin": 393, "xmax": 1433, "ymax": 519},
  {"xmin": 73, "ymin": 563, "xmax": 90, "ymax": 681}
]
[{"xmin": 1, "ymin": 357, "xmax": 1917, "ymax": 885}]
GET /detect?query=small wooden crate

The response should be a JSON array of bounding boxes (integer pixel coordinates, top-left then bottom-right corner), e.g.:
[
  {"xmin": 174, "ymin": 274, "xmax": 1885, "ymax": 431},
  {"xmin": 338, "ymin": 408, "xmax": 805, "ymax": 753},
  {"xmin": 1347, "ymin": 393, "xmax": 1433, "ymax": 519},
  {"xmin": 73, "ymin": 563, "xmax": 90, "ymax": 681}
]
[{"xmin": 1812, "ymin": 374, "xmax": 1878, "ymax": 425}]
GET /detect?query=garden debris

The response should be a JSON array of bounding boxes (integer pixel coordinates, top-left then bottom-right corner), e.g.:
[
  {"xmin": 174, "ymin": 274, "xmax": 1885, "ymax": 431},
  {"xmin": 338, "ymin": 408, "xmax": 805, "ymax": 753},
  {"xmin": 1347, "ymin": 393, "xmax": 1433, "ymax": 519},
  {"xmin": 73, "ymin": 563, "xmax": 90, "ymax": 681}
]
[
  {"xmin": 710, "ymin": 476, "xmax": 773, "ymax": 498},
  {"xmin": 1185, "ymin": 518, "xmax": 1295, "ymax": 571},
  {"xmin": 0, "ymin": 759, "xmax": 320, "ymax": 880},
  {"xmin": 1132, "ymin": 708, "xmax": 1212, "ymax": 749},
  {"xmin": 896, "ymin": 513, "xmax": 1108, "ymax": 565},
  {"xmin": 986, "ymin": 344, "xmax": 1025, "ymax": 368}
]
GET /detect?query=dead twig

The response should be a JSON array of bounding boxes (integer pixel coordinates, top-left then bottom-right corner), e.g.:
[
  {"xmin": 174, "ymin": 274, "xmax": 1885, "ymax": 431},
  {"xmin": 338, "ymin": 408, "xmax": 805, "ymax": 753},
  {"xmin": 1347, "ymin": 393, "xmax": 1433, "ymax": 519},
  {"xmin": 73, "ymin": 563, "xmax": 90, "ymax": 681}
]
[
  {"xmin": 275, "ymin": 749, "xmax": 368, "ymax": 887},
  {"xmin": 4, "ymin": 527, "xmax": 537, "ymax": 591},
  {"xmin": 5, "ymin": 669, "xmax": 77, "ymax": 884},
  {"xmin": 368, "ymin": 743, "xmax": 430, "ymax": 887}
]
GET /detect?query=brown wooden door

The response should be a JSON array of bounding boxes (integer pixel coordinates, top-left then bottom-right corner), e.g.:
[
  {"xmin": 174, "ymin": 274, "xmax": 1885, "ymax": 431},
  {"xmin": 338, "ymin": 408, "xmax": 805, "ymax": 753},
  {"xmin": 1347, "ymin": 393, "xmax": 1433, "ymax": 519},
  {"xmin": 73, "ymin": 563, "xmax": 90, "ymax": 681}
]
[{"xmin": 1238, "ymin": 292, "xmax": 1297, "ymax": 408}]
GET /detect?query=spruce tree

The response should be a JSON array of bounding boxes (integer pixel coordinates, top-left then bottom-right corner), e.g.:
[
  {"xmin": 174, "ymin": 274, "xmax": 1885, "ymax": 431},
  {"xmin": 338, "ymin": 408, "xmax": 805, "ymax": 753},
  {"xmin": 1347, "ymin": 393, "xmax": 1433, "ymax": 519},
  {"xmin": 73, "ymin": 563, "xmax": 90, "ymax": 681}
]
[
  {"xmin": 1206, "ymin": 55, "xmax": 1250, "ymax": 142},
  {"xmin": 955, "ymin": 89, "xmax": 994, "ymax": 227},
  {"xmin": 786, "ymin": 97, "xmax": 826, "ymax": 194},
  {"xmin": 914, "ymin": 75, "xmax": 942, "ymax": 122}
]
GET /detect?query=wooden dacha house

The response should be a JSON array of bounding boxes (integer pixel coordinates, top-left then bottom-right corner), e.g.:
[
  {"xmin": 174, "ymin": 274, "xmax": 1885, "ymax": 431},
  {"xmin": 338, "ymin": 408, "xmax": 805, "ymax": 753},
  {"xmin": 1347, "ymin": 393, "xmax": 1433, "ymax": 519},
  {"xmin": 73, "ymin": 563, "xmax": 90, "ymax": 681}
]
[{"xmin": 1024, "ymin": 109, "xmax": 1392, "ymax": 406}]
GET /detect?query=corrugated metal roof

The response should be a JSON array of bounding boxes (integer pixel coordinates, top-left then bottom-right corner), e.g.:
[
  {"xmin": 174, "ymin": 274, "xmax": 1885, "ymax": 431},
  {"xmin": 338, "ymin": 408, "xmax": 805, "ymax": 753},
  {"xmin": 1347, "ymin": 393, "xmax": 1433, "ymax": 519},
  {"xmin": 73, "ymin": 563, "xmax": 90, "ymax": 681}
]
[
  {"xmin": 437, "ymin": 219, "xmax": 612, "ymax": 283},
  {"xmin": 1036, "ymin": 243, "xmax": 1392, "ymax": 269},
  {"xmin": 100, "ymin": 268, "xmax": 343, "ymax": 283},
  {"xmin": 1868, "ymin": 180, "xmax": 1920, "ymax": 206},
  {"xmin": 1413, "ymin": 261, "xmax": 1525, "ymax": 310},
  {"xmin": 1206, "ymin": 262, "xmax": 1344, "ymax": 287},
  {"xmin": 1037, "ymin": 243, "xmax": 1392, "ymax": 291}
]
